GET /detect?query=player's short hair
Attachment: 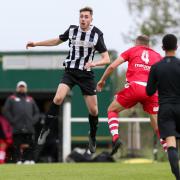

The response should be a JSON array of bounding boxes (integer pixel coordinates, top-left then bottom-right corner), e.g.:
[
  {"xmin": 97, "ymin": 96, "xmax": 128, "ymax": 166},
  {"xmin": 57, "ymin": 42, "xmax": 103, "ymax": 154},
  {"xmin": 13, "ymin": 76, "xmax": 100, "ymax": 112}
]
[
  {"xmin": 79, "ymin": 7, "xmax": 93, "ymax": 15},
  {"xmin": 162, "ymin": 34, "xmax": 177, "ymax": 51},
  {"xmin": 136, "ymin": 35, "xmax": 149, "ymax": 45}
]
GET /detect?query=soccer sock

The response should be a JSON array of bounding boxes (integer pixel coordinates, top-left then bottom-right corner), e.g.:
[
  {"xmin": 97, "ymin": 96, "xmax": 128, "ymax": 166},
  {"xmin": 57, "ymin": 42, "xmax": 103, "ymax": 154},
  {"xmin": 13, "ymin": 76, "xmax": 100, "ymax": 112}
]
[
  {"xmin": 88, "ymin": 114, "xmax": 98, "ymax": 138},
  {"xmin": 108, "ymin": 111, "xmax": 119, "ymax": 142},
  {"xmin": 45, "ymin": 102, "xmax": 60, "ymax": 128},
  {"xmin": 155, "ymin": 129, "xmax": 168, "ymax": 152},
  {"xmin": 167, "ymin": 146, "xmax": 180, "ymax": 180}
]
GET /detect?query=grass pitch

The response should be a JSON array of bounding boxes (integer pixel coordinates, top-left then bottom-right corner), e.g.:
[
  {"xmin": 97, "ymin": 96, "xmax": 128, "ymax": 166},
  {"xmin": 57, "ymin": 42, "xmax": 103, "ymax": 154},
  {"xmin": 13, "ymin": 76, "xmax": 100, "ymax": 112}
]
[{"xmin": 0, "ymin": 162, "xmax": 174, "ymax": 180}]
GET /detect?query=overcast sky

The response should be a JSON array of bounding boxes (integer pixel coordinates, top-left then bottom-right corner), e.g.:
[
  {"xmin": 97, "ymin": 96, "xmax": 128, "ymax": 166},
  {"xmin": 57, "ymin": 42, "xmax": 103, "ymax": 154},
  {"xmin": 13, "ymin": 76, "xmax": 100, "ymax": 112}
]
[
  {"xmin": 1, "ymin": 0, "xmax": 170, "ymax": 57},
  {"xmin": 0, "ymin": 0, "xmax": 135, "ymax": 53}
]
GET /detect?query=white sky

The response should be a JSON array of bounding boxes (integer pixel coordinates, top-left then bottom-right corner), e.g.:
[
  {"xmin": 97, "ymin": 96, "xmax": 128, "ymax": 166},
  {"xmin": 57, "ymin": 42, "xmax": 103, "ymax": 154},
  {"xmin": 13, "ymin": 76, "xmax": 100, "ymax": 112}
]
[
  {"xmin": 0, "ymin": 0, "xmax": 169, "ymax": 58},
  {"xmin": 0, "ymin": 0, "xmax": 134, "ymax": 53}
]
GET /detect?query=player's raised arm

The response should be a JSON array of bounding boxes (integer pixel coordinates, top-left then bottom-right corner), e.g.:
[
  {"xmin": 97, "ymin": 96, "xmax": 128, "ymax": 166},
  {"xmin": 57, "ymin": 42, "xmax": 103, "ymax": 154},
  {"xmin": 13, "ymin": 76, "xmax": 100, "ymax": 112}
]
[
  {"xmin": 97, "ymin": 56, "xmax": 125, "ymax": 92},
  {"xmin": 26, "ymin": 38, "xmax": 63, "ymax": 49}
]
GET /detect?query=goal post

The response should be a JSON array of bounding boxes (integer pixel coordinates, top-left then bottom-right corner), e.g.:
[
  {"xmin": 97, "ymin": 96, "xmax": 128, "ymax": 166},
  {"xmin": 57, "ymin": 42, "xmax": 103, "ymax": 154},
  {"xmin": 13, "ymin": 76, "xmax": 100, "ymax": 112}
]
[{"xmin": 62, "ymin": 97, "xmax": 71, "ymax": 162}]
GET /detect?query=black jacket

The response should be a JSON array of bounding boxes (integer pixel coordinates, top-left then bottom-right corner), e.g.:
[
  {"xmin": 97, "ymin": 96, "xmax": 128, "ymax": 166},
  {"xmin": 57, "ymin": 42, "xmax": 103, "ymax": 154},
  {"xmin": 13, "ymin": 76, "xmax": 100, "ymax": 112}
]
[{"xmin": 3, "ymin": 93, "xmax": 40, "ymax": 134}]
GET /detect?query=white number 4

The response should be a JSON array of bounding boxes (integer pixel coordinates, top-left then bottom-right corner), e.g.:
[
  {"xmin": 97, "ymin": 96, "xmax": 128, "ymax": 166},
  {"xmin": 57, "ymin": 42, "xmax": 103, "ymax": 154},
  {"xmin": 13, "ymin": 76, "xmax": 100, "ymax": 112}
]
[{"xmin": 141, "ymin": 50, "xmax": 149, "ymax": 64}]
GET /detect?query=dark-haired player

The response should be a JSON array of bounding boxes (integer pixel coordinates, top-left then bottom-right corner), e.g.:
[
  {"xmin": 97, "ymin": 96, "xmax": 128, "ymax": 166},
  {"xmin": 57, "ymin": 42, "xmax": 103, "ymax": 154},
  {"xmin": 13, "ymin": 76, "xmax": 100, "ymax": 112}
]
[{"xmin": 147, "ymin": 34, "xmax": 180, "ymax": 180}]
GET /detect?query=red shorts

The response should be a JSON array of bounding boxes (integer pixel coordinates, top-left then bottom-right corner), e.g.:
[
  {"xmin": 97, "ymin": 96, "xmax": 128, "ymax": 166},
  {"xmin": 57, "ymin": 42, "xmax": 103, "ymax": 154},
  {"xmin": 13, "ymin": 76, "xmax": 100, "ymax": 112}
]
[{"xmin": 115, "ymin": 82, "xmax": 159, "ymax": 114}]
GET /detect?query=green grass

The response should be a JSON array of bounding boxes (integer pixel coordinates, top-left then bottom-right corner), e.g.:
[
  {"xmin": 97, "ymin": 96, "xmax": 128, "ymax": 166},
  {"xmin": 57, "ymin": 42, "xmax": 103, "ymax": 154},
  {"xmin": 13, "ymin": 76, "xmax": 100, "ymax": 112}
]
[{"xmin": 0, "ymin": 162, "xmax": 174, "ymax": 180}]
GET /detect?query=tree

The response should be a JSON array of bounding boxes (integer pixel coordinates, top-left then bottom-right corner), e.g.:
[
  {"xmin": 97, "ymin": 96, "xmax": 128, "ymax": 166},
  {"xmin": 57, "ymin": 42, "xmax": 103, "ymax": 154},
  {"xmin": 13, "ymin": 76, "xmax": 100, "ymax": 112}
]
[{"xmin": 127, "ymin": 0, "xmax": 180, "ymax": 45}]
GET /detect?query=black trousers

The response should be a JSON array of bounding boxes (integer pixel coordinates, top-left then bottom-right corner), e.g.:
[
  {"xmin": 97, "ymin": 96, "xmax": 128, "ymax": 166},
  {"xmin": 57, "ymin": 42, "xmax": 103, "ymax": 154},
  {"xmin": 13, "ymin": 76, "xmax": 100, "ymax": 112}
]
[
  {"xmin": 12, "ymin": 133, "xmax": 35, "ymax": 162},
  {"xmin": 158, "ymin": 103, "xmax": 180, "ymax": 139}
]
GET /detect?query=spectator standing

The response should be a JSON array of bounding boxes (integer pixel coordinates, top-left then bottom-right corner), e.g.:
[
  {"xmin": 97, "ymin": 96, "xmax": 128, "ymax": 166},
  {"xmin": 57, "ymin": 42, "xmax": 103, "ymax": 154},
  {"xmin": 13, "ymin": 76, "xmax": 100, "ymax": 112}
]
[{"xmin": 3, "ymin": 81, "xmax": 40, "ymax": 164}]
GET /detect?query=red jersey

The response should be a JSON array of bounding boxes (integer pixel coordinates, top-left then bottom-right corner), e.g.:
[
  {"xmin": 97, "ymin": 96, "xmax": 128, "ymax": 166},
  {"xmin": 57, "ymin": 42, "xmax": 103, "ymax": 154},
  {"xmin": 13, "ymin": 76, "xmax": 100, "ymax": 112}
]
[{"xmin": 121, "ymin": 45, "xmax": 162, "ymax": 82}]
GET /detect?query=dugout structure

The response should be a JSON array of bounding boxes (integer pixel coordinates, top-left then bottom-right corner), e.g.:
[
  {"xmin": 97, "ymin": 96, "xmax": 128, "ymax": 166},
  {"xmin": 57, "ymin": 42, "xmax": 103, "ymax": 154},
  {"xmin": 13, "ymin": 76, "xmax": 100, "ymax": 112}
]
[{"xmin": 0, "ymin": 50, "xmax": 118, "ymax": 161}]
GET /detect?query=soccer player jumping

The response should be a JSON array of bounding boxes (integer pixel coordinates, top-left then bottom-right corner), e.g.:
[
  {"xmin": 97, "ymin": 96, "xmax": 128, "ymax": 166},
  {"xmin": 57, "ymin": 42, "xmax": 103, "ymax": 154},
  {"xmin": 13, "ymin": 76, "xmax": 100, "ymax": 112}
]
[
  {"xmin": 26, "ymin": 7, "xmax": 110, "ymax": 154},
  {"xmin": 97, "ymin": 35, "xmax": 167, "ymax": 155}
]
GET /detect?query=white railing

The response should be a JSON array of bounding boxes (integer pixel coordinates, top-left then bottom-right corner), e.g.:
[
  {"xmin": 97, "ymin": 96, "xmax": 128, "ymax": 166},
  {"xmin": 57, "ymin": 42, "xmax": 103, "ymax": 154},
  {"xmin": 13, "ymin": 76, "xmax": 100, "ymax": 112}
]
[{"xmin": 71, "ymin": 117, "xmax": 150, "ymax": 123}]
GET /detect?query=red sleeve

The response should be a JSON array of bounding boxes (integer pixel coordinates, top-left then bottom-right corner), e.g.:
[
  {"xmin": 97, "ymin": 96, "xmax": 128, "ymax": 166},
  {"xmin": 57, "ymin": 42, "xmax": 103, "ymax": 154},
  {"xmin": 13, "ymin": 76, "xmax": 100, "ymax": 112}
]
[{"xmin": 120, "ymin": 48, "xmax": 133, "ymax": 62}]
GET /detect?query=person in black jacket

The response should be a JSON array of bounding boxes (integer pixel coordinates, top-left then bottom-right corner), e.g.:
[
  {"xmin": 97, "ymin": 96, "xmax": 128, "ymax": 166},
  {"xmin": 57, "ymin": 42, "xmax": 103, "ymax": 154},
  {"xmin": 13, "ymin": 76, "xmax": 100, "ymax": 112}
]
[
  {"xmin": 146, "ymin": 34, "xmax": 180, "ymax": 180},
  {"xmin": 3, "ymin": 81, "xmax": 40, "ymax": 164}
]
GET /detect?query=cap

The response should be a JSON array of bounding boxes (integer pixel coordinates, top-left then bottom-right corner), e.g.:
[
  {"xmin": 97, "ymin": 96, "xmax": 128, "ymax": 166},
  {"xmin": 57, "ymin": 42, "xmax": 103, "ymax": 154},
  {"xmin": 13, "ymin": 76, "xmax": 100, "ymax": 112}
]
[{"xmin": 16, "ymin": 81, "xmax": 27, "ymax": 88}]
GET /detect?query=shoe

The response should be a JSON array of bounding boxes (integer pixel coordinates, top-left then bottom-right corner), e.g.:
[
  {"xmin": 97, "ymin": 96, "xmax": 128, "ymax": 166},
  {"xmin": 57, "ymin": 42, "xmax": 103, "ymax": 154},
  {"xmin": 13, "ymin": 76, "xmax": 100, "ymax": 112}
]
[
  {"xmin": 23, "ymin": 160, "xmax": 35, "ymax": 165},
  {"xmin": 88, "ymin": 132, "xmax": 96, "ymax": 153},
  {"xmin": 110, "ymin": 138, "xmax": 122, "ymax": 156},
  {"xmin": 30, "ymin": 160, "xmax": 35, "ymax": 165},
  {"xmin": 24, "ymin": 160, "xmax": 30, "ymax": 165},
  {"xmin": 16, "ymin": 161, "xmax": 22, "ymax": 165},
  {"xmin": 38, "ymin": 127, "xmax": 50, "ymax": 145}
]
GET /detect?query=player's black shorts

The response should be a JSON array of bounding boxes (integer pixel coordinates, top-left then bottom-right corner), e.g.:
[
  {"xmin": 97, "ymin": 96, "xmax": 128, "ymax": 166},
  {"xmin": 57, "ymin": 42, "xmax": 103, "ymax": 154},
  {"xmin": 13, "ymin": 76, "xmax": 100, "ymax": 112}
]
[
  {"xmin": 61, "ymin": 69, "xmax": 96, "ymax": 95},
  {"xmin": 158, "ymin": 103, "xmax": 180, "ymax": 139}
]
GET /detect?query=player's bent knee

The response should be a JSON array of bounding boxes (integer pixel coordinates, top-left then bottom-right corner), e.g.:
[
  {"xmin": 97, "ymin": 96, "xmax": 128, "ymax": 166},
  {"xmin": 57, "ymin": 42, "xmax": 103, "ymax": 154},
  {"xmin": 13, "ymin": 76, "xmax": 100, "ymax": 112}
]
[
  {"xmin": 53, "ymin": 96, "xmax": 64, "ymax": 105},
  {"xmin": 89, "ymin": 108, "xmax": 98, "ymax": 116},
  {"xmin": 107, "ymin": 111, "xmax": 118, "ymax": 118}
]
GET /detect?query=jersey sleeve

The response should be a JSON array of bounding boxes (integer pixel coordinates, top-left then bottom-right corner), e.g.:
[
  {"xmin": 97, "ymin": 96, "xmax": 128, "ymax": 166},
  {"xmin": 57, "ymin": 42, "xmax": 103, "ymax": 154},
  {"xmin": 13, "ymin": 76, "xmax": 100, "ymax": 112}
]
[
  {"xmin": 94, "ymin": 34, "xmax": 107, "ymax": 53},
  {"xmin": 59, "ymin": 26, "xmax": 70, "ymax": 42},
  {"xmin": 120, "ymin": 48, "xmax": 132, "ymax": 61}
]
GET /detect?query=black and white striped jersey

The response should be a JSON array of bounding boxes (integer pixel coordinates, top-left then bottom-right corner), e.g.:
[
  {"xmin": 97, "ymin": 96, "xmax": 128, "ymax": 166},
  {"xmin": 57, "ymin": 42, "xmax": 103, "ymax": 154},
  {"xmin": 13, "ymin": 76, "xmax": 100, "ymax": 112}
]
[{"xmin": 59, "ymin": 25, "xmax": 107, "ymax": 71}]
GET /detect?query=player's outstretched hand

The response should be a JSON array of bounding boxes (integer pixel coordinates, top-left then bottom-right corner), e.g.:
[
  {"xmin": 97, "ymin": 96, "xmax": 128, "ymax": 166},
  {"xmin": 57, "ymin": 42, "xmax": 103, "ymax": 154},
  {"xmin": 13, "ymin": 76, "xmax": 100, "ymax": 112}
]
[
  {"xmin": 97, "ymin": 80, "xmax": 105, "ymax": 92},
  {"xmin": 26, "ymin": 41, "xmax": 36, "ymax": 49}
]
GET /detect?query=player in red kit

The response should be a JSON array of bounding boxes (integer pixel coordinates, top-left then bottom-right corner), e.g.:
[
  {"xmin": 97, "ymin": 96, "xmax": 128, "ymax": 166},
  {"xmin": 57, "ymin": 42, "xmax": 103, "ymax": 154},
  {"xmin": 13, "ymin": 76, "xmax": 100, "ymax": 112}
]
[{"xmin": 97, "ymin": 35, "xmax": 167, "ymax": 155}]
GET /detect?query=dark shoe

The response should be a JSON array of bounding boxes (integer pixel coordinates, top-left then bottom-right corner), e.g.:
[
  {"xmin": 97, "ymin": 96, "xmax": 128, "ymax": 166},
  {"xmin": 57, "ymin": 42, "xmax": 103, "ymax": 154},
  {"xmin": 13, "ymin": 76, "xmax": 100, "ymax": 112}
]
[
  {"xmin": 110, "ymin": 138, "xmax": 122, "ymax": 156},
  {"xmin": 37, "ymin": 127, "xmax": 50, "ymax": 145},
  {"xmin": 88, "ymin": 132, "xmax": 96, "ymax": 153}
]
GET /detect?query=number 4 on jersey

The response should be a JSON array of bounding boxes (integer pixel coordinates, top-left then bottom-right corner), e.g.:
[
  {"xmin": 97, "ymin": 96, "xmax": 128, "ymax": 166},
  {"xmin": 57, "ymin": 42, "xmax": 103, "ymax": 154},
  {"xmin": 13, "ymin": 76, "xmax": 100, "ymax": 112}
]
[{"xmin": 141, "ymin": 50, "xmax": 149, "ymax": 64}]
